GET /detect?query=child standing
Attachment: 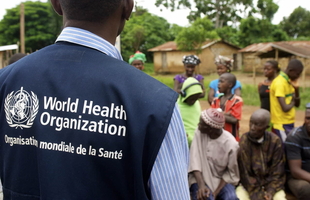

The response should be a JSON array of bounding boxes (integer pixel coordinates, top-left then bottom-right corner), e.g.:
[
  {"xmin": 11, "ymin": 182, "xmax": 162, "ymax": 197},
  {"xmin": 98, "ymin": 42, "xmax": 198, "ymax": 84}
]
[
  {"xmin": 211, "ymin": 73, "xmax": 243, "ymax": 141},
  {"xmin": 208, "ymin": 55, "xmax": 242, "ymax": 105},
  {"xmin": 177, "ymin": 77, "xmax": 203, "ymax": 147}
]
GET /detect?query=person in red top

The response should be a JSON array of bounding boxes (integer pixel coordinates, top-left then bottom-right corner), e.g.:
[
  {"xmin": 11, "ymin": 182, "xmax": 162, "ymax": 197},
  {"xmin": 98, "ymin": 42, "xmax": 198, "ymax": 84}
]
[{"xmin": 211, "ymin": 73, "xmax": 243, "ymax": 141}]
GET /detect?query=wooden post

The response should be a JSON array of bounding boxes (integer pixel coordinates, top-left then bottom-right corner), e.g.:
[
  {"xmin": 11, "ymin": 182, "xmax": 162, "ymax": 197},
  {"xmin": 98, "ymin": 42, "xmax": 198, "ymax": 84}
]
[
  {"xmin": 20, "ymin": 3, "xmax": 25, "ymax": 54},
  {"xmin": 253, "ymin": 63, "xmax": 256, "ymax": 86},
  {"xmin": 275, "ymin": 49, "xmax": 279, "ymax": 61},
  {"xmin": 302, "ymin": 58, "xmax": 306, "ymax": 90}
]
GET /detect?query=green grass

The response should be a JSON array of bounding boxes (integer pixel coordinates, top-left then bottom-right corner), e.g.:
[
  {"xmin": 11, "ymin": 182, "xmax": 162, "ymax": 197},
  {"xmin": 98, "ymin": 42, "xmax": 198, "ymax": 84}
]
[
  {"xmin": 146, "ymin": 63, "xmax": 310, "ymax": 110},
  {"xmin": 241, "ymin": 84, "xmax": 261, "ymax": 106},
  {"xmin": 143, "ymin": 62, "xmax": 155, "ymax": 74},
  {"xmin": 299, "ymin": 87, "xmax": 310, "ymax": 110}
]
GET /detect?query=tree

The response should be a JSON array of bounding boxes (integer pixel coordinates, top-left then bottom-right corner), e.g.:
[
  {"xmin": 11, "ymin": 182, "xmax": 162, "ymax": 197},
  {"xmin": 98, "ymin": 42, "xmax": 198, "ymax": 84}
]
[
  {"xmin": 155, "ymin": 0, "xmax": 254, "ymax": 28},
  {"xmin": 175, "ymin": 17, "xmax": 219, "ymax": 53},
  {"xmin": 121, "ymin": 7, "xmax": 176, "ymax": 62},
  {"xmin": 216, "ymin": 26, "xmax": 240, "ymax": 46},
  {"xmin": 0, "ymin": 1, "xmax": 62, "ymax": 52},
  {"xmin": 280, "ymin": 6, "xmax": 310, "ymax": 38},
  {"xmin": 238, "ymin": 16, "xmax": 288, "ymax": 47},
  {"xmin": 155, "ymin": 0, "xmax": 280, "ymax": 28},
  {"xmin": 257, "ymin": 0, "xmax": 279, "ymax": 21}
]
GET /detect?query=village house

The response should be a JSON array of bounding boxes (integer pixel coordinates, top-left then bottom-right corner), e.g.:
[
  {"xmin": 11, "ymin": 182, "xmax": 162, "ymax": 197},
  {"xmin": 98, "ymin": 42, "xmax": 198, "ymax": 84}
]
[
  {"xmin": 239, "ymin": 41, "xmax": 310, "ymax": 75},
  {"xmin": 148, "ymin": 40, "xmax": 240, "ymax": 74}
]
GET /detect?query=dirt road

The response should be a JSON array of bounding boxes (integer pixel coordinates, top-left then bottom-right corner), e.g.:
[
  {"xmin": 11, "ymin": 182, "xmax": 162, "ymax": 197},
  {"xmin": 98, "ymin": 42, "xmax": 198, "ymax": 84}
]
[{"xmin": 200, "ymin": 100, "xmax": 305, "ymax": 134}]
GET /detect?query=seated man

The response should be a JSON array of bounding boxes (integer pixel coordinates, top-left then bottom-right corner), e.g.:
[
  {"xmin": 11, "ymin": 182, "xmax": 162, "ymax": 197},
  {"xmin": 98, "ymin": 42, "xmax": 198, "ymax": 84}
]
[
  {"xmin": 188, "ymin": 108, "xmax": 239, "ymax": 200},
  {"xmin": 236, "ymin": 109, "xmax": 286, "ymax": 200},
  {"xmin": 285, "ymin": 103, "xmax": 310, "ymax": 200}
]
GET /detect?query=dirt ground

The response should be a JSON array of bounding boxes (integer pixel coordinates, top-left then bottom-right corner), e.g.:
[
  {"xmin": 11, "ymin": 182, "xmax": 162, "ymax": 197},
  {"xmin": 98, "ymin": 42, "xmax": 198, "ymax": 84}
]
[{"xmin": 200, "ymin": 100, "xmax": 305, "ymax": 134}]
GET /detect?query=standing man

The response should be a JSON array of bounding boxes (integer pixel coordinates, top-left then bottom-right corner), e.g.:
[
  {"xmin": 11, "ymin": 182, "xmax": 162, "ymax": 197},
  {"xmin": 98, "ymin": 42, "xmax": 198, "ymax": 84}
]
[
  {"xmin": 237, "ymin": 109, "xmax": 286, "ymax": 200},
  {"xmin": 270, "ymin": 59, "xmax": 304, "ymax": 142},
  {"xmin": 285, "ymin": 103, "xmax": 310, "ymax": 200},
  {"xmin": 0, "ymin": 0, "xmax": 190, "ymax": 199}
]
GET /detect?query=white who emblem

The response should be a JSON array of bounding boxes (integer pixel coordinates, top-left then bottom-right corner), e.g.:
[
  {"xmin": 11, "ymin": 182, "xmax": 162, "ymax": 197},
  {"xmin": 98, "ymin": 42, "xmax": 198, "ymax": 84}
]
[{"xmin": 4, "ymin": 87, "xmax": 39, "ymax": 129}]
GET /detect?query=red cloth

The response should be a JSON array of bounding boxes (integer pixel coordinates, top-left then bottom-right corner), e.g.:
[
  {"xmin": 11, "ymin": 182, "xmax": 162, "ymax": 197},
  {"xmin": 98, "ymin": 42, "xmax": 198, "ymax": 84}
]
[{"xmin": 211, "ymin": 95, "xmax": 243, "ymax": 141}]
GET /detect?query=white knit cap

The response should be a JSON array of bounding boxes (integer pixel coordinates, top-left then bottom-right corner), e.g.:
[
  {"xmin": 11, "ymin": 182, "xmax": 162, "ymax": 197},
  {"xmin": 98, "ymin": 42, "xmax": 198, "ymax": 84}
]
[{"xmin": 201, "ymin": 108, "xmax": 225, "ymax": 129}]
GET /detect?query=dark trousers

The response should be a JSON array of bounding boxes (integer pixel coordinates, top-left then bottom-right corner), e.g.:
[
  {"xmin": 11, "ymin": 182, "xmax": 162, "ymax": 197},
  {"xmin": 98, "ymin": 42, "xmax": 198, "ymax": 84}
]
[
  {"xmin": 190, "ymin": 183, "xmax": 238, "ymax": 200},
  {"xmin": 287, "ymin": 176, "xmax": 310, "ymax": 200}
]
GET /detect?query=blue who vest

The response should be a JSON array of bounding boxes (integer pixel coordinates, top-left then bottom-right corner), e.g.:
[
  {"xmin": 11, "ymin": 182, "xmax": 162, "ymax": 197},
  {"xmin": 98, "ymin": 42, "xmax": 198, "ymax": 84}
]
[{"xmin": 0, "ymin": 42, "xmax": 178, "ymax": 199}]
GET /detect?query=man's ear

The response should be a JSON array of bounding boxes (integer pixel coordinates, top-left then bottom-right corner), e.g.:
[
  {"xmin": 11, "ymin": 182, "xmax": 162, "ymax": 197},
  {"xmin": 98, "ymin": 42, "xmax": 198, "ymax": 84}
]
[
  {"xmin": 50, "ymin": 0, "xmax": 63, "ymax": 16},
  {"xmin": 122, "ymin": 0, "xmax": 134, "ymax": 20}
]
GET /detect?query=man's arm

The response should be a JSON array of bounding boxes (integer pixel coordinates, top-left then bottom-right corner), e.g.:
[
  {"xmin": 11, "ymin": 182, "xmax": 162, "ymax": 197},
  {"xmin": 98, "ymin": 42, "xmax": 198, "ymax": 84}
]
[
  {"xmin": 277, "ymin": 97, "xmax": 295, "ymax": 112},
  {"xmin": 288, "ymin": 159, "xmax": 310, "ymax": 182},
  {"xmin": 225, "ymin": 98, "xmax": 243, "ymax": 124},
  {"xmin": 208, "ymin": 88, "xmax": 215, "ymax": 105},
  {"xmin": 149, "ymin": 104, "xmax": 190, "ymax": 200},
  {"xmin": 193, "ymin": 171, "xmax": 211, "ymax": 199},
  {"xmin": 213, "ymin": 179, "xmax": 226, "ymax": 199},
  {"xmin": 224, "ymin": 114, "xmax": 238, "ymax": 124},
  {"xmin": 198, "ymin": 79, "xmax": 206, "ymax": 98},
  {"xmin": 293, "ymin": 86, "xmax": 300, "ymax": 107},
  {"xmin": 173, "ymin": 79, "xmax": 182, "ymax": 93},
  {"xmin": 290, "ymin": 80, "xmax": 300, "ymax": 107},
  {"xmin": 222, "ymin": 144, "xmax": 240, "ymax": 185},
  {"xmin": 234, "ymin": 88, "xmax": 241, "ymax": 97},
  {"xmin": 285, "ymin": 132, "xmax": 310, "ymax": 182},
  {"xmin": 265, "ymin": 137, "xmax": 286, "ymax": 197}
]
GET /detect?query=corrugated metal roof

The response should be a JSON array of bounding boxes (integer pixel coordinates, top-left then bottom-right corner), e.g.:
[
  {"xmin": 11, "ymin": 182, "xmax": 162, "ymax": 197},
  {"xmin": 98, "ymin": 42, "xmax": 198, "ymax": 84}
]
[
  {"xmin": 148, "ymin": 41, "xmax": 178, "ymax": 52},
  {"xmin": 239, "ymin": 41, "xmax": 310, "ymax": 58},
  {"xmin": 0, "ymin": 44, "xmax": 18, "ymax": 52},
  {"xmin": 148, "ymin": 40, "xmax": 240, "ymax": 52}
]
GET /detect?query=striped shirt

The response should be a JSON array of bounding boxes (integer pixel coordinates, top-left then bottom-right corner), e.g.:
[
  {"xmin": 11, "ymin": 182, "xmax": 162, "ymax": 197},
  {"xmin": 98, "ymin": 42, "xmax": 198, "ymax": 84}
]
[
  {"xmin": 56, "ymin": 27, "xmax": 190, "ymax": 200},
  {"xmin": 285, "ymin": 125, "xmax": 310, "ymax": 172}
]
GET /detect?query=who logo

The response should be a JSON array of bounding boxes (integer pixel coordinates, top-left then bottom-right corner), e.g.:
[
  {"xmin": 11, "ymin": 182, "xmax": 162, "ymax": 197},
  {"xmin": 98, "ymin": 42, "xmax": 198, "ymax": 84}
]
[{"xmin": 4, "ymin": 87, "xmax": 39, "ymax": 129}]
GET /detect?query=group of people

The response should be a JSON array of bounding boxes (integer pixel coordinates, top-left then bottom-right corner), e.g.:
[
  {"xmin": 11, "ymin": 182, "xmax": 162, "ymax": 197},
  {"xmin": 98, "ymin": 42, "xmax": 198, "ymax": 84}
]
[
  {"xmin": 173, "ymin": 53, "xmax": 309, "ymax": 199},
  {"xmin": 0, "ymin": 0, "xmax": 309, "ymax": 199},
  {"xmin": 175, "ymin": 55, "xmax": 243, "ymax": 144}
]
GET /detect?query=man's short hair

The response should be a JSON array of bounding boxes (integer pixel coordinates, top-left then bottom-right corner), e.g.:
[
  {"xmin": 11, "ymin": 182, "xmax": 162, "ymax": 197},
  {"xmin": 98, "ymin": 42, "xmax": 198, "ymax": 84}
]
[
  {"xmin": 222, "ymin": 73, "xmax": 236, "ymax": 88},
  {"xmin": 59, "ymin": 0, "xmax": 122, "ymax": 22},
  {"xmin": 306, "ymin": 103, "xmax": 310, "ymax": 109},
  {"xmin": 287, "ymin": 59, "xmax": 304, "ymax": 71},
  {"xmin": 8, "ymin": 53, "xmax": 27, "ymax": 65}
]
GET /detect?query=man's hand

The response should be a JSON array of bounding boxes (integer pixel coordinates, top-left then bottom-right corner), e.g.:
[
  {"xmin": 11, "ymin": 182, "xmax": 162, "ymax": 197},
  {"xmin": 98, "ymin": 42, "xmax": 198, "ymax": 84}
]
[
  {"xmin": 213, "ymin": 190, "xmax": 219, "ymax": 199},
  {"xmin": 197, "ymin": 185, "xmax": 210, "ymax": 200},
  {"xmin": 290, "ymin": 79, "xmax": 299, "ymax": 88},
  {"xmin": 264, "ymin": 192, "xmax": 272, "ymax": 200}
]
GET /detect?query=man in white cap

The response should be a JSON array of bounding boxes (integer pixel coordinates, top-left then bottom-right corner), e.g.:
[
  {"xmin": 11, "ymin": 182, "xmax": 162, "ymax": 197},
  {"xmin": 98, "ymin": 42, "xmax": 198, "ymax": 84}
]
[{"xmin": 188, "ymin": 108, "xmax": 240, "ymax": 200}]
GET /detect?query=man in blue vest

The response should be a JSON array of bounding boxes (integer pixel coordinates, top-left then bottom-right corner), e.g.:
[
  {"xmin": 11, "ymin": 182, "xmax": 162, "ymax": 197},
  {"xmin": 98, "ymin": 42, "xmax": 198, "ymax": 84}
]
[{"xmin": 0, "ymin": 0, "xmax": 190, "ymax": 199}]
